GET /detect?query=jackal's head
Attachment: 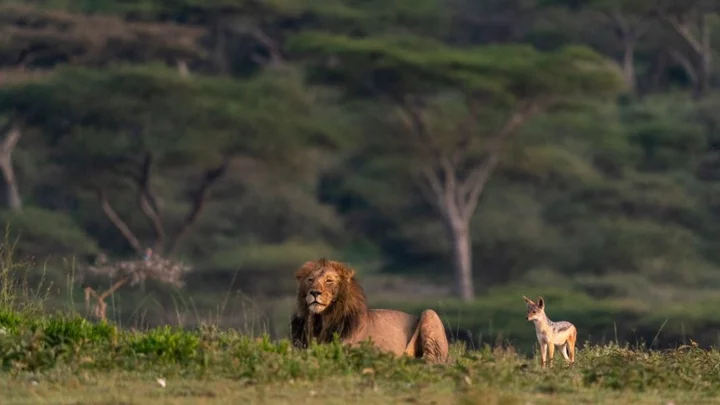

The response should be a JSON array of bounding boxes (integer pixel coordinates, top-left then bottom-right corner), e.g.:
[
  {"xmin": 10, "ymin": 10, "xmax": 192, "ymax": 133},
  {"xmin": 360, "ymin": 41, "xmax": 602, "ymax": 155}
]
[{"xmin": 523, "ymin": 296, "xmax": 545, "ymax": 321}]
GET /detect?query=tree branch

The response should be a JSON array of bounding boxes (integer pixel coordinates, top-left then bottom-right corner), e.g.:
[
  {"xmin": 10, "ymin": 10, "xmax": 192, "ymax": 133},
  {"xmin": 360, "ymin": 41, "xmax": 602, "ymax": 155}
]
[
  {"xmin": 610, "ymin": 10, "xmax": 631, "ymax": 37},
  {"xmin": 458, "ymin": 101, "xmax": 541, "ymax": 220},
  {"xmin": 417, "ymin": 166, "xmax": 446, "ymax": 212},
  {"xmin": 439, "ymin": 156, "xmax": 462, "ymax": 221},
  {"xmin": 0, "ymin": 118, "xmax": 23, "ymax": 211},
  {"xmin": 0, "ymin": 117, "xmax": 22, "ymax": 158},
  {"xmin": 251, "ymin": 28, "xmax": 285, "ymax": 66},
  {"xmin": 669, "ymin": 48, "xmax": 699, "ymax": 84},
  {"xmin": 413, "ymin": 171, "xmax": 442, "ymax": 211},
  {"xmin": 167, "ymin": 157, "xmax": 231, "ymax": 256},
  {"xmin": 394, "ymin": 100, "xmax": 436, "ymax": 148},
  {"xmin": 136, "ymin": 153, "xmax": 165, "ymax": 253},
  {"xmin": 662, "ymin": 14, "xmax": 703, "ymax": 54},
  {"xmin": 97, "ymin": 188, "xmax": 144, "ymax": 255}
]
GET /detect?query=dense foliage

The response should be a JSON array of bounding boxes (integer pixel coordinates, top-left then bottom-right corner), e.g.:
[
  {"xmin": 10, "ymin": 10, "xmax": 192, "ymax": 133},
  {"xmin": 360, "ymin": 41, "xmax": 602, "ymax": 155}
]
[{"xmin": 1, "ymin": 0, "xmax": 720, "ymax": 341}]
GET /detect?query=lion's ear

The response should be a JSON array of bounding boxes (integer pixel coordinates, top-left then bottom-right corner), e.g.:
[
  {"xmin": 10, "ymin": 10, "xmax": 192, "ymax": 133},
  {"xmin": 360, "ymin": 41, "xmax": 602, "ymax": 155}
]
[
  {"xmin": 342, "ymin": 266, "xmax": 355, "ymax": 281},
  {"xmin": 295, "ymin": 260, "xmax": 316, "ymax": 280}
]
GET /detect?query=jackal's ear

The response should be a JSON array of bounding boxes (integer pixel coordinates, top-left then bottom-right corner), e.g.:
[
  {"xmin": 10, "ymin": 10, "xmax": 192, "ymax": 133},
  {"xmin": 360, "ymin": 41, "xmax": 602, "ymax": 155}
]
[
  {"xmin": 537, "ymin": 296, "xmax": 545, "ymax": 309},
  {"xmin": 522, "ymin": 296, "xmax": 534, "ymax": 306}
]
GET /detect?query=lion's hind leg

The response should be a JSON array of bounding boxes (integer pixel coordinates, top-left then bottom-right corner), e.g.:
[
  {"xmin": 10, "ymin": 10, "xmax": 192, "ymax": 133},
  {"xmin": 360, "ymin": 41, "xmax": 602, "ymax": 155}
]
[{"xmin": 417, "ymin": 309, "xmax": 449, "ymax": 364}]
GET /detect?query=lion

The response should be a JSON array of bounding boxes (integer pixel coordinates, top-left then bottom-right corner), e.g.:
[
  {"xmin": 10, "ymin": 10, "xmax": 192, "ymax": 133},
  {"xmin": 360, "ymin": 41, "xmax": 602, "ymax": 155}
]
[{"xmin": 290, "ymin": 258, "xmax": 449, "ymax": 364}]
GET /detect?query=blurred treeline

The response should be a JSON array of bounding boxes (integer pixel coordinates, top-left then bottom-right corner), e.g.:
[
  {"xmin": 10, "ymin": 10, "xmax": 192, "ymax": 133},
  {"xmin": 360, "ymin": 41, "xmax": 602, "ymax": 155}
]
[{"xmin": 1, "ymin": 0, "xmax": 720, "ymax": 347}]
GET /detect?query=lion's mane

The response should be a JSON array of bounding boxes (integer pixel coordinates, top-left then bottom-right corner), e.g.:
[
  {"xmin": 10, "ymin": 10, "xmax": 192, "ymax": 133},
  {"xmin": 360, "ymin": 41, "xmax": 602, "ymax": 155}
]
[{"xmin": 291, "ymin": 258, "xmax": 367, "ymax": 347}]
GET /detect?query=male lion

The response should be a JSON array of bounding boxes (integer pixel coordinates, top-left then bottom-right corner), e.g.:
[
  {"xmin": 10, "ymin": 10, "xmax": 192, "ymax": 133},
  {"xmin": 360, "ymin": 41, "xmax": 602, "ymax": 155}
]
[{"xmin": 290, "ymin": 258, "xmax": 449, "ymax": 363}]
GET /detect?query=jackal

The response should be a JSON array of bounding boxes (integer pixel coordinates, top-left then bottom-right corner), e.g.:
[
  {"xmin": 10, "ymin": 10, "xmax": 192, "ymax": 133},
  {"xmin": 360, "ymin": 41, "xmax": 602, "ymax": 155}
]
[{"xmin": 523, "ymin": 295, "xmax": 577, "ymax": 368}]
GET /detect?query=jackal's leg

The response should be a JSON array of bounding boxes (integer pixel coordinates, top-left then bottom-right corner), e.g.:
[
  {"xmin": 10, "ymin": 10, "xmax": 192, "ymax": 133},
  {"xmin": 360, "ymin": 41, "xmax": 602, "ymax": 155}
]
[
  {"xmin": 568, "ymin": 328, "xmax": 577, "ymax": 364},
  {"xmin": 561, "ymin": 343, "xmax": 570, "ymax": 361},
  {"xmin": 539, "ymin": 341, "xmax": 548, "ymax": 368},
  {"xmin": 547, "ymin": 342, "xmax": 555, "ymax": 366}
]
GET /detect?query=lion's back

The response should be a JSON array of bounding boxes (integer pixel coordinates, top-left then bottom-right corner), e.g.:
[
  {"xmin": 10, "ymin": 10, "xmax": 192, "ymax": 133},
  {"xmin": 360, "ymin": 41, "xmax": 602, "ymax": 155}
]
[{"xmin": 350, "ymin": 309, "xmax": 418, "ymax": 355}]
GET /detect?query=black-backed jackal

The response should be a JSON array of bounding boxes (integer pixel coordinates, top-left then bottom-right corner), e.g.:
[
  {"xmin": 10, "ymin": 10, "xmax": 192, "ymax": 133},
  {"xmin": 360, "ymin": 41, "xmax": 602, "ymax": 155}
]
[{"xmin": 523, "ymin": 295, "xmax": 577, "ymax": 368}]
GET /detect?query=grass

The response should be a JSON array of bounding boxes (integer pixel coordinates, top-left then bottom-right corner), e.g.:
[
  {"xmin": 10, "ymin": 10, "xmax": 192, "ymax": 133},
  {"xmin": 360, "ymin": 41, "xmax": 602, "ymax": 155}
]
[
  {"xmin": 1, "ymin": 309, "xmax": 720, "ymax": 404},
  {"xmin": 2, "ymin": 239, "xmax": 720, "ymax": 404},
  {"xmin": 374, "ymin": 284, "xmax": 720, "ymax": 354}
]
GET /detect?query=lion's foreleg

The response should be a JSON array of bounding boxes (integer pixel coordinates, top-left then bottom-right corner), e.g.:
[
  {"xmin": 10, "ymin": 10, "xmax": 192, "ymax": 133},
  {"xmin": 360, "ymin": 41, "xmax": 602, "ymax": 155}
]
[
  {"xmin": 291, "ymin": 314, "xmax": 307, "ymax": 348},
  {"xmin": 417, "ymin": 309, "xmax": 449, "ymax": 364}
]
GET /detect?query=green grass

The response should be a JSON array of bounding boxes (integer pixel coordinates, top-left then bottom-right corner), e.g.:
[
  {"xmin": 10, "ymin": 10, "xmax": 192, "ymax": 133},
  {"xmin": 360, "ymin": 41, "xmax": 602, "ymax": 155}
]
[
  {"xmin": 373, "ymin": 284, "xmax": 720, "ymax": 354},
  {"xmin": 1, "ymin": 309, "xmax": 720, "ymax": 404}
]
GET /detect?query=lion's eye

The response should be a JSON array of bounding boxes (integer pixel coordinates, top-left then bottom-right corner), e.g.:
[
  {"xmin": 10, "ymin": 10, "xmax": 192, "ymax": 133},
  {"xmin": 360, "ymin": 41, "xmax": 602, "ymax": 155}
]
[
  {"xmin": 307, "ymin": 278, "xmax": 313, "ymax": 283},
  {"xmin": 326, "ymin": 279, "xmax": 333, "ymax": 284}
]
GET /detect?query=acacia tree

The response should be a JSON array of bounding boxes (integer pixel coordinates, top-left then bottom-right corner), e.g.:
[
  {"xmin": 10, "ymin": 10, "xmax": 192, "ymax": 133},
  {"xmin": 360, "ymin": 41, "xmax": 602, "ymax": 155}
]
[
  {"xmin": 289, "ymin": 33, "xmax": 624, "ymax": 300},
  {"xmin": 651, "ymin": 0, "xmax": 720, "ymax": 99},
  {"xmin": 0, "ymin": 2, "xmax": 208, "ymax": 212},
  {"xmin": 0, "ymin": 64, "xmax": 329, "ymax": 257},
  {"xmin": 540, "ymin": 0, "xmax": 656, "ymax": 94}
]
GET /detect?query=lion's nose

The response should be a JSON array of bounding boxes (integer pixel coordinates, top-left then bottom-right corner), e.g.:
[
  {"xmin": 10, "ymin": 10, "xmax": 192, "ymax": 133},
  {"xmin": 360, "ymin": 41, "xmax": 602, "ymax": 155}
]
[{"xmin": 309, "ymin": 290, "xmax": 321, "ymax": 298}]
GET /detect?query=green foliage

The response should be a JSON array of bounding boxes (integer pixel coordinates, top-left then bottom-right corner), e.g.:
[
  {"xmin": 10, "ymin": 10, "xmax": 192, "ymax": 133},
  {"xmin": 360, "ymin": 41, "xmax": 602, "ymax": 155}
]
[
  {"xmin": 0, "ymin": 207, "xmax": 99, "ymax": 259},
  {"xmin": 1, "ymin": 309, "xmax": 720, "ymax": 403},
  {"xmin": 0, "ymin": 64, "xmax": 330, "ymax": 167},
  {"xmin": 288, "ymin": 32, "xmax": 624, "ymax": 104}
]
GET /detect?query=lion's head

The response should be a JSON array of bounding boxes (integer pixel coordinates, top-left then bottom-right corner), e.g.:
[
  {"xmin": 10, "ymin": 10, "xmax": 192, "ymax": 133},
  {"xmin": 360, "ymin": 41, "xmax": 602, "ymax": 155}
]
[{"xmin": 291, "ymin": 258, "xmax": 368, "ymax": 346}]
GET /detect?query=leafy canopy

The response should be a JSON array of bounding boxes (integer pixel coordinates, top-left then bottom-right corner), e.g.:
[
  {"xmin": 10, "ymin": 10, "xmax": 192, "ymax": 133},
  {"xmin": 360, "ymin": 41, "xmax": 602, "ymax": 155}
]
[{"xmin": 288, "ymin": 32, "xmax": 625, "ymax": 105}]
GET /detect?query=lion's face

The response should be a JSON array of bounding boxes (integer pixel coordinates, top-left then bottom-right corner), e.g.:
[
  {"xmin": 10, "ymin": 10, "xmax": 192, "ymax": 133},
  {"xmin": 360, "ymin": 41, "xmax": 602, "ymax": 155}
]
[{"xmin": 296, "ymin": 259, "xmax": 354, "ymax": 315}]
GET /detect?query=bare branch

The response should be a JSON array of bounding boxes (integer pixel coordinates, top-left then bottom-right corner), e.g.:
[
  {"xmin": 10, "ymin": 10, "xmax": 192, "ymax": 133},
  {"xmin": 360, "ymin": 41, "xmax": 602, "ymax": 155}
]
[
  {"xmin": 0, "ymin": 118, "xmax": 22, "ymax": 158},
  {"xmin": 458, "ymin": 101, "xmax": 541, "ymax": 220},
  {"xmin": 0, "ymin": 119, "xmax": 23, "ymax": 211},
  {"xmin": 394, "ymin": 101, "xmax": 436, "ymax": 149},
  {"xmin": 669, "ymin": 49, "xmax": 699, "ymax": 84},
  {"xmin": 439, "ymin": 156, "xmax": 462, "ymax": 221},
  {"xmin": 662, "ymin": 14, "xmax": 703, "ymax": 54},
  {"xmin": 417, "ymin": 166, "xmax": 446, "ymax": 211},
  {"xmin": 610, "ymin": 10, "xmax": 631, "ymax": 37},
  {"xmin": 251, "ymin": 28, "xmax": 285, "ymax": 66},
  {"xmin": 412, "ymin": 172, "xmax": 443, "ymax": 210},
  {"xmin": 136, "ymin": 153, "xmax": 165, "ymax": 253},
  {"xmin": 97, "ymin": 188, "xmax": 144, "ymax": 255},
  {"xmin": 167, "ymin": 157, "xmax": 231, "ymax": 256}
]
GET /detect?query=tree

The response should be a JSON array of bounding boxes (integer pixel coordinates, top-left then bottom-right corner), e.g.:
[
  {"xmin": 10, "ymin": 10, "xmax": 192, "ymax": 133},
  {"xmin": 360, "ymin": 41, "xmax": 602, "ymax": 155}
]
[
  {"xmin": 0, "ymin": 64, "xmax": 332, "ymax": 258},
  {"xmin": 651, "ymin": 0, "xmax": 720, "ymax": 99},
  {"xmin": 0, "ymin": 2, "xmax": 208, "ymax": 211},
  {"xmin": 0, "ymin": 3, "xmax": 206, "ymax": 74},
  {"xmin": 540, "ymin": 0, "xmax": 656, "ymax": 94},
  {"xmin": 147, "ymin": 0, "xmax": 448, "ymax": 75},
  {"xmin": 289, "ymin": 32, "xmax": 624, "ymax": 300}
]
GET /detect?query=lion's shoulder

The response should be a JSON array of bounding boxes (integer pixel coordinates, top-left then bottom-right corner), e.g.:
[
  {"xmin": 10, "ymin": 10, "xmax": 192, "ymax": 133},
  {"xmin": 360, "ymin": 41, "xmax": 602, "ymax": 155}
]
[{"xmin": 364, "ymin": 309, "xmax": 418, "ymax": 335}]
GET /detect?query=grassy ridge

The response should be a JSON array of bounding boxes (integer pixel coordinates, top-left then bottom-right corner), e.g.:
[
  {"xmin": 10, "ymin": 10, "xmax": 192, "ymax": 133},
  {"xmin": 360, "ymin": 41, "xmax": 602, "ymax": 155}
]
[
  {"xmin": 374, "ymin": 285, "xmax": 720, "ymax": 353},
  {"xmin": 1, "ymin": 309, "xmax": 720, "ymax": 404}
]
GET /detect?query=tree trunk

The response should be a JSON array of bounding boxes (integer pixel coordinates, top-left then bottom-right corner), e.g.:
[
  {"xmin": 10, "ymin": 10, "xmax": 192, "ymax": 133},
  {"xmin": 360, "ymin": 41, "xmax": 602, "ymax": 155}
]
[
  {"xmin": 0, "ymin": 160, "xmax": 21, "ymax": 212},
  {"xmin": 448, "ymin": 222, "xmax": 474, "ymax": 301},
  {"xmin": 0, "ymin": 122, "xmax": 22, "ymax": 212},
  {"xmin": 622, "ymin": 37, "xmax": 636, "ymax": 93},
  {"xmin": 695, "ymin": 54, "xmax": 711, "ymax": 99},
  {"xmin": 212, "ymin": 19, "xmax": 230, "ymax": 75},
  {"xmin": 696, "ymin": 15, "xmax": 712, "ymax": 100},
  {"xmin": 176, "ymin": 59, "xmax": 190, "ymax": 78}
]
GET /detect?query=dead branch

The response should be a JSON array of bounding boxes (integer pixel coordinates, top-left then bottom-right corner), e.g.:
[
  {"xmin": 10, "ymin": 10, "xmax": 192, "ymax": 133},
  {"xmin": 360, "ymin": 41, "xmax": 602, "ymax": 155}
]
[
  {"xmin": 251, "ymin": 28, "xmax": 285, "ymax": 66},
  {"xmin": 96, "ymin": 188, "xmax": 144, "ymax": 255},
  {"xmin": 458, "ymin": 100, "xmax": 541, "ymax": 220},
  {"xmin": 136, "ymin": 153, "xmax": 165, "ymax": 253},
  {"xmin": 167, "ymin": 158, "xmax": 231, "ymax": 255},
  {"xmin": 661, "ymin": 14, "xmax": 703, "ymax": 54},
  {"xmin": 84, "ymin": 253, "xmax": 191, "ymax": 322}
]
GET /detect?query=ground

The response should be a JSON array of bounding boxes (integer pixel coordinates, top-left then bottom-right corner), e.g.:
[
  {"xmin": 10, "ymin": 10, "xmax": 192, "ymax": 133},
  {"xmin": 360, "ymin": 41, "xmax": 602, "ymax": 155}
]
[
  {"xmin": 2, "ymin": 312, "xmax": 720, "ymax": 405},
  {"xmin": 3, "ymin": 371, "xmax": 718, "ymax": 405}
]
